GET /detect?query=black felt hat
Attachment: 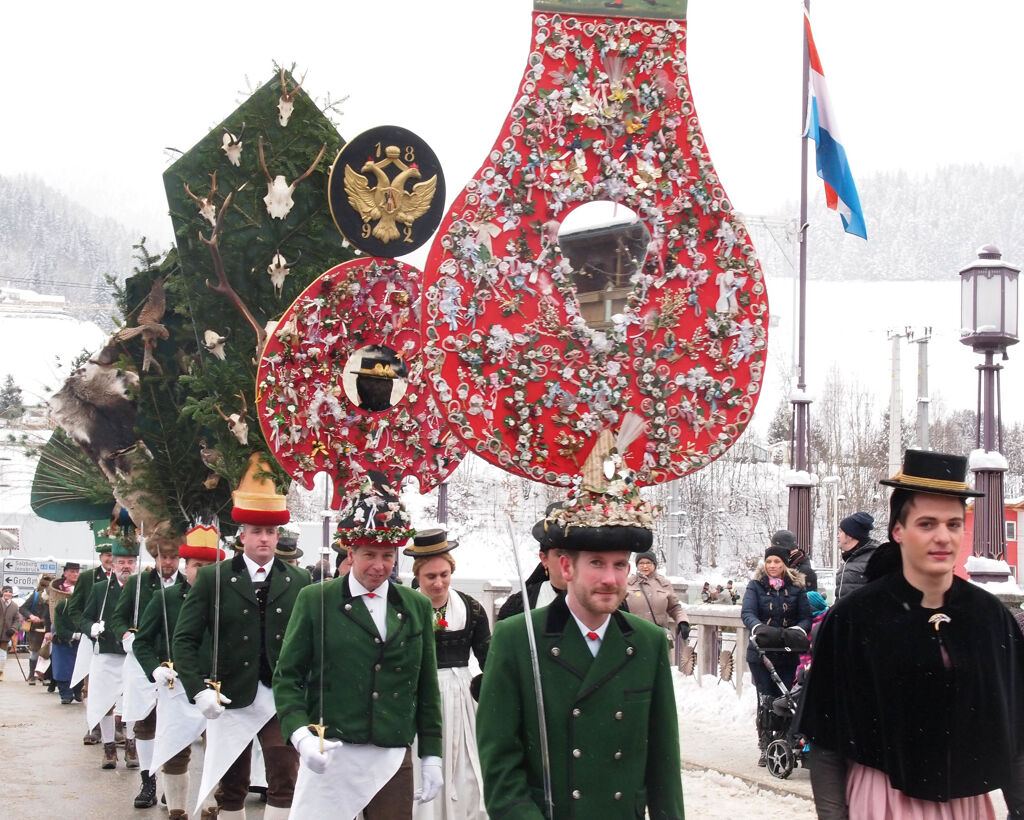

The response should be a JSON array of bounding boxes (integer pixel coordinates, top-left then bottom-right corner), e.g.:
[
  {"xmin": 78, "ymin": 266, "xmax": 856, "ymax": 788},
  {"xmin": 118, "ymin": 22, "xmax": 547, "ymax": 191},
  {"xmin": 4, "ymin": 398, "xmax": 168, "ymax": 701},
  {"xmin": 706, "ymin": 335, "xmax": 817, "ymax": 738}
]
[
  {"xmin": 879, "ymin": 449, "xmax": 983, "ymax": 498},
  {"xmin": 531, "ymin": 502, "xmax": 565, "ymax": 551},
  {"xmin": 402, "ymin": 528, "xmax": 458, "ymax": 557}
]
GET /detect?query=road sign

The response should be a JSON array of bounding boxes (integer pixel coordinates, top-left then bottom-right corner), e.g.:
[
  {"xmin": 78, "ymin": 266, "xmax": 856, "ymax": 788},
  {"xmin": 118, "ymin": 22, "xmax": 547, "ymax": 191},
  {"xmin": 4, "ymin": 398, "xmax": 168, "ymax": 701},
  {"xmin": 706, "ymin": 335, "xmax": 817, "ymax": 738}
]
[
  {"xmin": 3, "ymin": 573, "xmax": 40, "ymax": 590},
  {"xmin": 38, "ymin": 562, "xmax": 58, "ymax": 574},
  {"xmin": 2, "ymin": 558, "xmax": 39, "ymax": 574}
]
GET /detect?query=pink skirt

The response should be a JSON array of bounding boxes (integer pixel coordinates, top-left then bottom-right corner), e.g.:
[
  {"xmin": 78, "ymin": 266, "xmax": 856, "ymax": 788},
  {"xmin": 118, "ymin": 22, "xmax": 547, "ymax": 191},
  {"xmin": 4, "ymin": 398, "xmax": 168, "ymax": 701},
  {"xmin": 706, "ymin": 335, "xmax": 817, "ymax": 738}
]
[{"xmin": 846, "ymin": 762, "xmax": 995, "ymax": 820}]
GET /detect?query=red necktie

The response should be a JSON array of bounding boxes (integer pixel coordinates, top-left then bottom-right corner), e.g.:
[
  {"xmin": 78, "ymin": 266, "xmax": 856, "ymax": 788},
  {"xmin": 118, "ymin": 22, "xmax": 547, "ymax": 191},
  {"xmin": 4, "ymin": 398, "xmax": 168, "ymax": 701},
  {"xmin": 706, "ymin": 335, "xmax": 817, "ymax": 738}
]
[
  {"xmin": 586, "ymin": 631, "xmax": 598, "ymax": 641},
  {"xmin": 366, "ymin": 592, "xmax": 376, "ymax": 599}
]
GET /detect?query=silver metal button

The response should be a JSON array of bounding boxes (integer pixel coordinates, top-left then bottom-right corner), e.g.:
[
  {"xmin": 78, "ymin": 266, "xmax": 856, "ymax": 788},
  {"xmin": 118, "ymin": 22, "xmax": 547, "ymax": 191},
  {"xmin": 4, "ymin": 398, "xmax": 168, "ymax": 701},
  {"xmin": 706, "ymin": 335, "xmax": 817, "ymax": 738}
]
[
  {"xmin": 243, "ymin": 661, "xmax": 249, "ymax": 667},
  {"xmin": 626, "ymin": 647, "xmax": 634, "ymax": 656},
  {"xmin": 276, "ymin": 608, "xmax": 282, "ymax": 614},
  {"xmin": 374, "ymin": 664, "xmax": 382, "ymax": 671},
  {"xmin": 231, "ymin": 577, "xmax": 237, "ymax": 583},
  {"xmin": 374, "ymin": 637, "xmax": 381, "ymax": 644},
  {"xmin": 242, "ymin": 609, "xmax": 249, "ymax": 615},
  {"xmin": 372, "ymin": 691, "xmax": 379, "ymax": 700},
  {"xmin": 614, "ymin": 792, "xmax": 622, "ymax": 800},
  {"xmin": 286, "ymin": 577, "xmax": 291, "ymax": 582},
  {"xmin": 242, "ymin": 635, "xmax": 248, "ymax": 641},
  {"xmin": 551, "ymin": 647, "xmax": 560, "ymax": 657},
  {"xmin": 572, "ymin": 790, "xmax": 581, "ymax": 800},
  {"xmin": 572, "ymin": 708, "xmax": 581, "ymax": 717},
  {"xmin": 397, "ymin": 613, "xmax": 402, "ymax": 620},
  {"xmin": 614, "ymin": 751, "xmax": 622, "ymax": 759},
  {"xmin": 572, "ymin": 749, "xmax": 581, "ymax": 758},
  {"xmin": 345, "ymin": 604, "xmax": 352, "ymax": 611},
  {"xmin": 393, "ymin": 693, "xmax": 399, "ymax": 699},
  {"xmin": 275, "ymin": 634, "xmax": 281, "ymax": 640},
  {"xmin": 614, "ymin": 711, "xmax": 623, "ymax": 720}
]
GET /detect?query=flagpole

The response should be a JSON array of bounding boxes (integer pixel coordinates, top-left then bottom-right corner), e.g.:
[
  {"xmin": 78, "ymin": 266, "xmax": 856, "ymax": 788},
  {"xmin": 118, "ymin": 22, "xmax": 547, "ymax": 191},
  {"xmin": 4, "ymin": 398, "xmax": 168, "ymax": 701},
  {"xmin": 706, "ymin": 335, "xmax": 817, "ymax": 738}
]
[{"xmin": 788, "ymin": 0, "xmax": 815, "ymax": 557}]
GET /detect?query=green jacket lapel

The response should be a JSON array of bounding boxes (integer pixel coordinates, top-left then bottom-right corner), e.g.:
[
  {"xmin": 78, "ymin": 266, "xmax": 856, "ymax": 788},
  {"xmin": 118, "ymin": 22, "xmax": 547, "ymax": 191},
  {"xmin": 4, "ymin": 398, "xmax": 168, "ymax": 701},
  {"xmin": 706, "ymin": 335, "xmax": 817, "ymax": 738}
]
[
  {"xmin": 226, "ymin": 553, "xmax": 258, "ymax": 606},
  {"xmin": 542, "ymin": 595, "xmax": 592, "ymax": 682},
  {"xmin": 266, "ymin": 558, "xmax": 294, "ymax": 604},
  {"xmin": 339, "ymin": 576, "xmax": 380, "ymax": 639}
]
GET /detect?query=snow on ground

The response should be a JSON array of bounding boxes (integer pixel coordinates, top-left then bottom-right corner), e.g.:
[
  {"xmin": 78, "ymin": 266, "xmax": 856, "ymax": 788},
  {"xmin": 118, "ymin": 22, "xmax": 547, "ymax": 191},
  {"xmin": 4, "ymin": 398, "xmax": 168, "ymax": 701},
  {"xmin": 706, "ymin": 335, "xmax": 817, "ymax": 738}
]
[{"xmin": 682, "ymin": 769, "xmax": 814, "ymax": 818}]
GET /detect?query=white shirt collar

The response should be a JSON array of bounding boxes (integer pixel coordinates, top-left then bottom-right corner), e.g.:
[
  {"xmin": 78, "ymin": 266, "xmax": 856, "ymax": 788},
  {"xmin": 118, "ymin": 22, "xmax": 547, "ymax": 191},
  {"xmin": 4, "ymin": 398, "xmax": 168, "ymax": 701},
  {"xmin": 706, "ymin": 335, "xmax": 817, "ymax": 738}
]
[
  {"xmin": 242, "ymin": 553, "xmax": 274, "ymax": 582},
  {"xmin": 160, "ymin": 571, "xmax": 178, "ymax": 588},
  {"xmin": 568, "ymin": 607, "xmax": 610, "ymax": 656},
  {"xmin": 348, "ymin": 574, "xmax": 389, "ymax": 599}
]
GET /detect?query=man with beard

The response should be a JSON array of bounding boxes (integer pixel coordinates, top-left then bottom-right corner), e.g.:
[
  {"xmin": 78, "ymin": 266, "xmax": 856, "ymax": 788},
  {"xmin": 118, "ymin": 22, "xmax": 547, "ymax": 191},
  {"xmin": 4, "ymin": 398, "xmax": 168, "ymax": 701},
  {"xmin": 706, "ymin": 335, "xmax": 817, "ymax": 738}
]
[
  {"xmin": 83, "ymin": 534, "xmax": 139, "ymax": 769},
  {"xmin": 477, "ymin": 462, "xmax": 684, "ymax": 819}
]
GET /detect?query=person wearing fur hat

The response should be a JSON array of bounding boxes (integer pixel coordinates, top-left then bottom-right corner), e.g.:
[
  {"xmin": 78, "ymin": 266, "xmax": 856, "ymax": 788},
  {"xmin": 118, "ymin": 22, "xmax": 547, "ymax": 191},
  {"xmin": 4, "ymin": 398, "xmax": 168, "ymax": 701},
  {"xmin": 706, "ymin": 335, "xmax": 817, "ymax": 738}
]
[
  {"xmin": 801, "ymin": 450, "xmax": 1024, "ymax": 818},
  {"xmin": 624, "ymin": 550, "xmax": 690, "ymax": 646},
  {"xmin": 741, "ymin": 541, "xmax": 812, "ymax": 767},
  {"xmin": 477, "ymin": 445, "xmax": 684, "ymax": 819},
  {"xmin": 135, "ymin": 525, "xmax": 225, "ymax": 819},
  {"xmin": 173, "ymin": 455, "xmax": 309, "ymax": 819},
  {"xmin": 273, "ymin": 487, "xmax": 443, "ymax": 820},
  {"xmin": 83, "ymin": 533, "xmax": 140, "ymax": 769},
  {"xmin": 834, "ymin": 510, "xmax": 880, "ymax": 599}
]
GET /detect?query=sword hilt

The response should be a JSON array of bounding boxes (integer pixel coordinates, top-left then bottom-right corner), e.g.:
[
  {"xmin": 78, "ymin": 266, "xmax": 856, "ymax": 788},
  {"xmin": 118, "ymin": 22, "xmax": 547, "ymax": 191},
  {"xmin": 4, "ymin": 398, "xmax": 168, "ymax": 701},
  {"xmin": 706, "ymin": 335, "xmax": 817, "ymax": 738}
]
[
  {"xmin": 307, "ymin": 722, "xmax": 328, "ymax": 755},
  {"xmin": 160, "ymin": 660, "xmax": 175, "ymax": 690},
  {"xmin": 205, "ymin": 678, "xmax": 223, "ymax": 705}
]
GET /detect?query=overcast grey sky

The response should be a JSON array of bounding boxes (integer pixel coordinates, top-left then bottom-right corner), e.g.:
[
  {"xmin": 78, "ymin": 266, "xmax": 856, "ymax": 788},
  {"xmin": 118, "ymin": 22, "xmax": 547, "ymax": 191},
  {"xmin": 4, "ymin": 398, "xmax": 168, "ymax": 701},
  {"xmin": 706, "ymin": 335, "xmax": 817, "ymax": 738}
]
[{"xmin": 3, "ymin": 0, "xmax": 1023, "ymax": 244}]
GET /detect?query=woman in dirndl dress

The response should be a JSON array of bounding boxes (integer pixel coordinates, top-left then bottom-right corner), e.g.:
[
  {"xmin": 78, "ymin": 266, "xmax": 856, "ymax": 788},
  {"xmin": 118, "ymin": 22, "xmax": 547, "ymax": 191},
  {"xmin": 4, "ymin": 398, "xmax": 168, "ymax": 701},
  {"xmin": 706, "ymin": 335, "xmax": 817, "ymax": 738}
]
[{"xmin": 408, "ymin": 530, "xmax": 490, "ymax": 820}]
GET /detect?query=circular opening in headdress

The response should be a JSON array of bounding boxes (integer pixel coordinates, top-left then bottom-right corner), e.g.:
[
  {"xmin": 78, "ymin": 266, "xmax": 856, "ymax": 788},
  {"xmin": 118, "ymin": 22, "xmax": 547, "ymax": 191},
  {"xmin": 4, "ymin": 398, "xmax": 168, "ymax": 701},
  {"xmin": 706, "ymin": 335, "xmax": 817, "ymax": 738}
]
[
  {"xmin": 342, "ymin": 344, "xmax": 410, "ymax": 412},
  {"xmin": 557, "ymin": 201, "xmax": 650, "ymax": 332}
]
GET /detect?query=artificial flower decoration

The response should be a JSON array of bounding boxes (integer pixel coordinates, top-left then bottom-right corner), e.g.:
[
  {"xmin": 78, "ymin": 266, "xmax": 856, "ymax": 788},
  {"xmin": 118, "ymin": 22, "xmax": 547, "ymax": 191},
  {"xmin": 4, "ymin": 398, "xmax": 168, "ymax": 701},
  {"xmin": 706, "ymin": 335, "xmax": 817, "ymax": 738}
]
[{"xmin": 424, "ymin": 4, "xmax": 768, "ymax": 489}]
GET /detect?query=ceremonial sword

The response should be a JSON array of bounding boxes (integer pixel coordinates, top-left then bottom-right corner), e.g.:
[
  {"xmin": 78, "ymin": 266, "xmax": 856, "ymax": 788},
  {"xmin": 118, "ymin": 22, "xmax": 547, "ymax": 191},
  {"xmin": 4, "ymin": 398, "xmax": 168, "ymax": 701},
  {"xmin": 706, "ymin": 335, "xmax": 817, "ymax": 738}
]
[
  {"xmin": 131, "ymin": 523, "xmax": 146, "ymax": 631},
  {"xmin": 158, "ymin": 582, "xmax": 175, "ymax": 689},
  {"xmin": 307, "ymin": 557, "xmax": 327, "ymax": 753},
  {"xmin": 506, "ymin": 518, "xmax": 554, "ymax": 819},
  {"xmin": 206, "ymin": 540, "xmax": 223, "ymax": 704}
]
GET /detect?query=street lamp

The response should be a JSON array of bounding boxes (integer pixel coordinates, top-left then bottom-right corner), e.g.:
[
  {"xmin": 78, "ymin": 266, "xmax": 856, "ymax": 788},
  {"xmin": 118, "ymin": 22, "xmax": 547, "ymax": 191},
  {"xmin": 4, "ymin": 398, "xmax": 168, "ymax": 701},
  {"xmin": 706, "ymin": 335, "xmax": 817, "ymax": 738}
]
[{"xmin": 959, "ymin": 244, "xmax": 1019, "ymax": 560}]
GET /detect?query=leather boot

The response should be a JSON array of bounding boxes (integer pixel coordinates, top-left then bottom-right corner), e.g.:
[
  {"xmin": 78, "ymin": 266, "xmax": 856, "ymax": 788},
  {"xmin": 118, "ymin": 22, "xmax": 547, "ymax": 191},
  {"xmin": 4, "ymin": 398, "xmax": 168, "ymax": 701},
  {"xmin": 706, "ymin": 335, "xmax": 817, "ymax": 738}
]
[
  {"xmin": 115, "ymin": 716, "xmax": 126, "ymax": 745},
  {"xmin": 134, "ymin": 770, "xmax": 158, "ymax": 808},
  {"xmin": 168, "ymin": 813, "xmax": 187, "ymax": 819},
  {"xmin": 28, "ymin": 657, "xmax": 36, "ymax": 684},
  {"xmin": 124, "ymin": 737, "xmax": 140, "ymax": 768},
  {"xmin": 102, "ymin": 742, "xmax": 117, "ymax": 769},
  {"xmin": 83, "ymin": 725, "xmax": 101, "ymax": 745},
  {"xmin": 756, "ymin": 695, "xmax": 770, "ymax": 767},
  {"xmin": 199, "ymin": 809, "xmax": 220, "ymax": 819}
]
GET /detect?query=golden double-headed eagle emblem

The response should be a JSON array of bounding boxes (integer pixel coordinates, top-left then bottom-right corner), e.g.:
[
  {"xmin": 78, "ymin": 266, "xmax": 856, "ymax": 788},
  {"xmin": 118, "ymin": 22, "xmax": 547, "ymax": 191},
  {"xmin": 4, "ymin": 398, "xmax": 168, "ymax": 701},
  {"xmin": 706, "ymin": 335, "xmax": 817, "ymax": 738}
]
[{"xmin": 344, "ymin": 146, "xmax": 438, "ymax": 243}]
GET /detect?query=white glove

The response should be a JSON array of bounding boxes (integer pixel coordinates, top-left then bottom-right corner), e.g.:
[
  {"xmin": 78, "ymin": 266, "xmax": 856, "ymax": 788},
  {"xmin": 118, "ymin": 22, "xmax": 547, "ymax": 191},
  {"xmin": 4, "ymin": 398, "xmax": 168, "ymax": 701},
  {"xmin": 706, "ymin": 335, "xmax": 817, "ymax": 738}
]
[
  {"xmin": 415, "ymin": 756, "xmax": 443, "ymax": 803},
  {"xmin": 152, "ymin": 666, "xmax": 177, "ymax": 687},
  {"xmin": 194, "ymin": 687, "xmax": 231, "ymax": 719},
  {"xmin": 90, "ymin": 621, "xmax": 105, "ymax": 639},
  {"xmin": 121, "ymin": 632, "xmax": 135, "ymax": 653},
  {"xmin": 71, "ymin": 632, "xmax": 82, "ymax": 641},
  {"xmin": 290, "ymin": 728, "xmax": 343, "ymax": 775}
]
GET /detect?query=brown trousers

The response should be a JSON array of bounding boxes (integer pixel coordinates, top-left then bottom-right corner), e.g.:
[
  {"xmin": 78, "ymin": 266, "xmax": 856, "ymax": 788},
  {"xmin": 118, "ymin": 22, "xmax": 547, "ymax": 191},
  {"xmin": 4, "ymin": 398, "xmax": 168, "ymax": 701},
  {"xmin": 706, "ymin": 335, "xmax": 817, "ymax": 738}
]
[
  {"xmin": 163, "ymin": 740, "xmax": 192, "ymax": 775},
  {"xmin": 215, "ymin": 714, "xmax": 298, "ymax": 810},
  {"xmin": 134, "ymin": 706, "xmax": 157, "ymax": 740},
  {"xmin": 363, "ymin": 747, "xmax": 414, "ymax": 820}
]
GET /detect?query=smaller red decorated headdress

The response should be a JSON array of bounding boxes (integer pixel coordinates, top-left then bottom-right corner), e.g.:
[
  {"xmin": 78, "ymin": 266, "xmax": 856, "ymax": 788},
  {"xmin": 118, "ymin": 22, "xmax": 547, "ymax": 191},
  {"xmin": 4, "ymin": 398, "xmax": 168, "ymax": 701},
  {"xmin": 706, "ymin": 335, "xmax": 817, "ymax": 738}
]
[
  {"xmin": 179, "ymin": 525, "xmax": 226, "ymax": 562},
  {"xmin": 332, "ymin": 470, "xmax": 415, "ymax": 551},
  {"xmin": 232, "ymin": 454, "xmax": 290, "ymax": 526}
]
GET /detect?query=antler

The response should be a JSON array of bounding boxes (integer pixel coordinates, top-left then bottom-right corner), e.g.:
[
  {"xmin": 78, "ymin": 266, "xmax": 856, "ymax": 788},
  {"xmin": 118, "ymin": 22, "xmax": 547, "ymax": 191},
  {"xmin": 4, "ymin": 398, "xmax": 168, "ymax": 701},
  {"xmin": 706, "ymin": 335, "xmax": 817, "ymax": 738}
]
[
  {"xmin": 258, "ymin": 137, "xmax": 273, "ymax": 183},
  {"xmin": 184, "ymin": 171, "xmax": 218, "ymax": 204},
  {"xmin": 237, "ymin": 391, "xmax": 248, "ymax": 415},
  {"xmin": 199, "ymin": 193, "xmax": 269, "ymax": 353},
  {"xmin": 213, "ymin": 404, "xmax": 230, "ymax": 422},
  {"xmin": 280, "ymin": 67, "xmax": 306, "ymax": 101},
  {"xmin": 294, "ymin": 143, "xmax": 328, "ymax": 187}
]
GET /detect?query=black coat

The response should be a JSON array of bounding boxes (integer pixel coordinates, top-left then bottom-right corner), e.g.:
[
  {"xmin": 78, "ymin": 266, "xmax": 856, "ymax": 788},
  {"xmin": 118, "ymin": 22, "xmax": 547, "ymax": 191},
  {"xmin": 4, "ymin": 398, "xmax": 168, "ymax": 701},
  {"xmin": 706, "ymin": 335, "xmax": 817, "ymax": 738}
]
[
  {"xmin": 835, "ymin": 538, "xmax": 879, "ymax": 599},
  {"xmin": 740, "ymin": 571, "xmax": 812, "ymax": 664},
  {"xmin": 801, "ymin": 572, "xmax": 1024, "ymax": 802}
]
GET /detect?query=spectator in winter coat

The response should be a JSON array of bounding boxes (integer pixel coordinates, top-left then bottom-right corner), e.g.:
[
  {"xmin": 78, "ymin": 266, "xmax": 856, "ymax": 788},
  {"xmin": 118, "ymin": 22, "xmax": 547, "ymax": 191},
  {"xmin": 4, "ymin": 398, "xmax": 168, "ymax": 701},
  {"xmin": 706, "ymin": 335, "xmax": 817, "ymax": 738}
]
[
  {"xmin": 700, "ymin": 581, "xmax": 712, "ymax": 603},
  {"xmin": 771, "ymin": 530, "xmax": 818, "ymax": 592},
  {"xmin": 797, "ymin": 590, "xmax": 828, "ymax": 676},
  {"xmin": 18, "ymin": 574, "xmax": 52, "ymax": 683},
  {"xmin": 742, "ymin": 545, "xmax": 812, "ymax": 766},
  {"xmin": 835, "ymin": 511, "xmax": 880, "ymax": 599},
  {"xmin": 625, "ymin": 551, "xmax": 690, "ymax": 646}
]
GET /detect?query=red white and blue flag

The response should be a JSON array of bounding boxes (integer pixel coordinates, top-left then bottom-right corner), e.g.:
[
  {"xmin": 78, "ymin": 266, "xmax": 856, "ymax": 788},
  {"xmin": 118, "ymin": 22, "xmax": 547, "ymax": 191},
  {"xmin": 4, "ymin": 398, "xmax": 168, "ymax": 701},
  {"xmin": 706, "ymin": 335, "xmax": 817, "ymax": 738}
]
[{"xmin": 804, "ymin": 10, "xmax": 867, "ymax": 239}]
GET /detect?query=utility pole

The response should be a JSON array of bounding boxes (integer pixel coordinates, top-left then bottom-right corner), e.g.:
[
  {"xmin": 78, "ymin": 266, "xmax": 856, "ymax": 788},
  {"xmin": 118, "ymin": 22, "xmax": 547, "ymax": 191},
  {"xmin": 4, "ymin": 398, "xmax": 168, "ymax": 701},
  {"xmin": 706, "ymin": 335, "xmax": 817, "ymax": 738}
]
[
  {"xmin": 910, "ymin": 327, "xmax": 932, "ymax": 450},
  {"xmin": 887, "ymin": 329, "xmax": 908, "ymax": 479}
]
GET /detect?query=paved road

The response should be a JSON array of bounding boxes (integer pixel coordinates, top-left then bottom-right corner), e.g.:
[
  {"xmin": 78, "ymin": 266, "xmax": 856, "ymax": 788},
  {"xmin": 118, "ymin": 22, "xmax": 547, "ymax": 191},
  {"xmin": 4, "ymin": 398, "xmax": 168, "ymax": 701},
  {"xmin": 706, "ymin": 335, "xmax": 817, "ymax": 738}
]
[{"xmin": 0, "ymin": 671, "xmax": 269, "ymax": 819}]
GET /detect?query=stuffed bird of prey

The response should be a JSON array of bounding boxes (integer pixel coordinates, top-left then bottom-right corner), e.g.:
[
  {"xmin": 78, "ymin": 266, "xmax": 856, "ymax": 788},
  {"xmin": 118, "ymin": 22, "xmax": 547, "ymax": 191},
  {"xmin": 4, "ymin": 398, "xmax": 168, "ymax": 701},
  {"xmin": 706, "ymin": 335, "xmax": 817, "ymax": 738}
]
[{"xmin": 113, "ymin": 277, "xmax": 169, "ymax": 372}]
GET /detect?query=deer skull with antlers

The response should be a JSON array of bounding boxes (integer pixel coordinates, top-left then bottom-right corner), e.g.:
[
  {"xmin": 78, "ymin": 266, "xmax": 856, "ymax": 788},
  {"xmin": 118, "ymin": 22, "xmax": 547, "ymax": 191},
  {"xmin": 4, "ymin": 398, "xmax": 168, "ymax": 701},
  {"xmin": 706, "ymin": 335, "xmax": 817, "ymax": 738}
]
[
  {"xmin": 221, "ymin": 126, "xmax": 244, "ymax": 167},
  {"xmin": 184, "ymin": 172, "xmax": 218, "ymax": 226},
  {"xmin": 266, "ymin": 250, "xmax": 300, "ymax": 298},
  {"xmin": 203, "ymin": 329, "xmax": 227, "ymax": 360},
  {"xmin": 277, "ymin": 68, "xmax": 305, "ymax": 127},
  {"xmin": 258, "ymin": 137, "xmax": 327, "ymax": 220},
  {"xmin": 215, "ymin": 392, "xmax": 249, "ymax": 445}
]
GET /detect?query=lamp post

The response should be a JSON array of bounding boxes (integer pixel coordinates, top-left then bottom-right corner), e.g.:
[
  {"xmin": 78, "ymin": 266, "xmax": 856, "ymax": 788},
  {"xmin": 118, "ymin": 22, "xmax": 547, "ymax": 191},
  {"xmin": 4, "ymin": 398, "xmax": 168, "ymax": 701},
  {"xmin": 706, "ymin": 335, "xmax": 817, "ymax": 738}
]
[{"xmin": 959, "ymin": 244, "xmax": 1019, "ymax": 561}]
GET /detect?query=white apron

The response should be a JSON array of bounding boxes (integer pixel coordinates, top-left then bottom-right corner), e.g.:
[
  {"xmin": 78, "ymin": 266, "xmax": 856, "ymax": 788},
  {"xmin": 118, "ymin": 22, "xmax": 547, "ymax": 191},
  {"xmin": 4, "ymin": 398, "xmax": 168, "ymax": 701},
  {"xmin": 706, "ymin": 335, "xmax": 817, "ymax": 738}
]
[
  {"xmin": 121, "ymin": 650, "xmax": 158, "ymax": 722},
  {"xmin": 86, "ymin": 652, "xmax": 124, "ymax": 728},
  {"xmin": 151, "ymin": 680, "xmax": 206, "ymax": 773}
]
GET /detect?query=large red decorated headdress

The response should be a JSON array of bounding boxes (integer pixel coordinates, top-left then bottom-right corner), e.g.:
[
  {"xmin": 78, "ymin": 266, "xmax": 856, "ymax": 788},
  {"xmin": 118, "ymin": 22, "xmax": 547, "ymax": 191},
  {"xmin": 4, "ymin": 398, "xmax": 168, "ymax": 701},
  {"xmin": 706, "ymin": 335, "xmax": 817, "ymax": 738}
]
[
  {"xmin": 332, "ymin": 470, "xmax": 415, "ymax": 551},
  {"xmin": 232, "ymin": 454, "xmax": 290, "ymax": 526}
]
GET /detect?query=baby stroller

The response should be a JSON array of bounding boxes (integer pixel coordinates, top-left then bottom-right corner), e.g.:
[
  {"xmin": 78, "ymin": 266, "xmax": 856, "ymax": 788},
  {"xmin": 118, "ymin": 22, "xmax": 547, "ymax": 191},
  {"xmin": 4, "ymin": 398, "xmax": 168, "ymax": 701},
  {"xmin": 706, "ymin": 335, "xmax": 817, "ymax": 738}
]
[{"xmin": 752, "ymin": 637, "xmax": 810, "ymax": 779}]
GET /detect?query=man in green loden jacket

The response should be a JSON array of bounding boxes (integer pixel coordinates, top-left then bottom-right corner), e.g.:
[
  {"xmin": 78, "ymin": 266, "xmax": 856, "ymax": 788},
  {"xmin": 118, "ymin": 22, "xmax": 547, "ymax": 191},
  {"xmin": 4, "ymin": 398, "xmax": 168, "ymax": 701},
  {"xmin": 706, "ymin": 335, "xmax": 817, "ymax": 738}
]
[
  {"xmin": 172, "ymin": 456, "xmax": 309, "ymax": 820},
  {"xmin": 273, "ymin": 486, "xmax": 442, "ymax": 819},
  {"xmin": 110, "ymin": 533, "xmax": 182, "ymax": 809},
  {"xmin": 83, "ymin": 533, "xmax": 139, "ymax": 770},
  {"xmin": 477, "ymin": 447, "xmax": 685, "ymax": 820},
  {"xmin": 135, "ymin": 525, "xmax": 223, "ymax": 820}
]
